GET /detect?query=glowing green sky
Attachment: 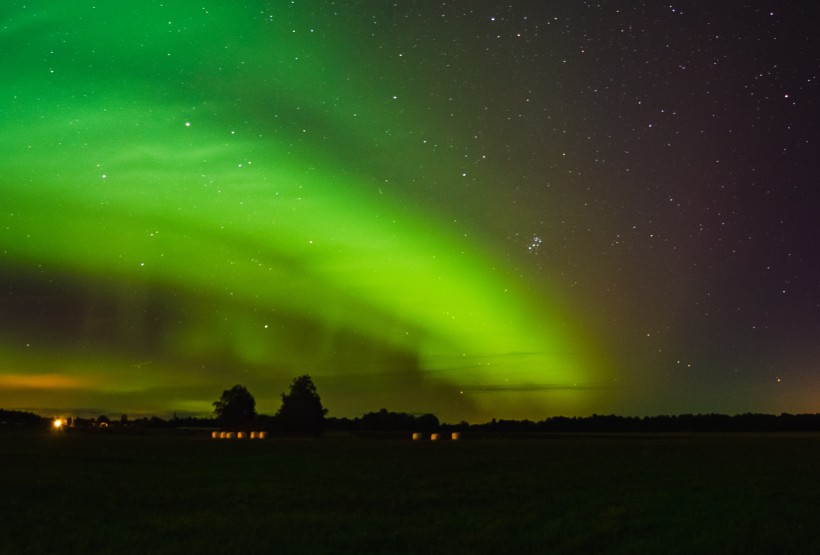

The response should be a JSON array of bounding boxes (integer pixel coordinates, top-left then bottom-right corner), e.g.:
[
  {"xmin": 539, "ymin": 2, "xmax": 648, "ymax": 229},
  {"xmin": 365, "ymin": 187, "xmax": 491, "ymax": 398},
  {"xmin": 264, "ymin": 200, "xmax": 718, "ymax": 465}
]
[
  {"xmin": 3, "ymin": 2, "xmax": 818, "ymax": 421},
  {"xmin": 0, "ymin": 1, "xmax": 612, "ymax": 421}
]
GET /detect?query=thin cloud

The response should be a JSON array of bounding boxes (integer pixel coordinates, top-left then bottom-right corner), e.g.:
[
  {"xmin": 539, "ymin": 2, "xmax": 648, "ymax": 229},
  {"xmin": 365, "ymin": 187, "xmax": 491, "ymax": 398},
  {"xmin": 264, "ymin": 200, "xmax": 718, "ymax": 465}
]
[{"xmin": 462, "ymin": 383, "xmax": 614, "ymax": 393}]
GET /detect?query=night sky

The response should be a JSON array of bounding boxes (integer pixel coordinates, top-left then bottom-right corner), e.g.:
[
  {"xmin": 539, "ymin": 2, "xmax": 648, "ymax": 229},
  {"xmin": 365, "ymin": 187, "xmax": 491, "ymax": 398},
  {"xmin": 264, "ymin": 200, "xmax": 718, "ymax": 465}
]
[{"xmin": 2, "ymin": 1, "xmax": 819, "ymax": 422}]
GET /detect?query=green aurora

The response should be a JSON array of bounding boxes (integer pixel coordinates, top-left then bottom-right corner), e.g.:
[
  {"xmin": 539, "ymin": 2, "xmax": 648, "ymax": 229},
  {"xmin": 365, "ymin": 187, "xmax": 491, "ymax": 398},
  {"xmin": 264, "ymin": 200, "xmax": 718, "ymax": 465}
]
[{"xmin": 0, "ymin": 2, "xmax": 610, "ymax": 421}]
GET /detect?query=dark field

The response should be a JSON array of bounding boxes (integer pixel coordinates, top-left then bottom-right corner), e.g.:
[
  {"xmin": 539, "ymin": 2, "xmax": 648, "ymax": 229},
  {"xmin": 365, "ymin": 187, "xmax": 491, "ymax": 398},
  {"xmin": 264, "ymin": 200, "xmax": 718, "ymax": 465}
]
[{"xmin": 3, "ymin": 431, "xmax": 820, "ymax": 554}]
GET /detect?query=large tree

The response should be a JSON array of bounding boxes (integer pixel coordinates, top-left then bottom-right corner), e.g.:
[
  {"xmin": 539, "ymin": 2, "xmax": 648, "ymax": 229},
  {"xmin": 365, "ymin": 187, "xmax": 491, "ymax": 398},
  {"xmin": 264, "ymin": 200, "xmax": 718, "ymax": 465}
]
[
  {"xmin": 213, "ymin": 384, "xmax": 257, "ymax": 428},
  {"xmin": 276, "ymin": 375, "xmax": 327, "ymax": 435}
]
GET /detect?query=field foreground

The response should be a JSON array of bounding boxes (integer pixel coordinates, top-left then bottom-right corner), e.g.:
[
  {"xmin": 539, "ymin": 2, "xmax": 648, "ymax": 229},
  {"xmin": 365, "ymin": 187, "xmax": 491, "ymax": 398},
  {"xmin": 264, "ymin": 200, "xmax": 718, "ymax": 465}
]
[{"xmin": 2, "ymin": 431, "xmax": 820, "ymax": 554}]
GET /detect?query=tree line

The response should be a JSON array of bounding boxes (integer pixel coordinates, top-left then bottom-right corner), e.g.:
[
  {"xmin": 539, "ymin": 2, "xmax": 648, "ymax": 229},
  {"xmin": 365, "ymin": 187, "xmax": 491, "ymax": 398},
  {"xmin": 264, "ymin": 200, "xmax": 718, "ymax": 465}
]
[
  {"xmin": 212, "ymin": 375, "xmax": 327, "ymax": 435},
  {"xmin": 10, "ymin": 379, "xmax": 820, "ymax": 434},
  {"xmin": 0, "ymin": 375, "xmax": 330, "ymax": 436},
  {"xmin": 464, "ymin": 413, "xmax": 820, "ymax": 433},
  {"xmin": 210, "ymin": 378, "xmax": 438, "ymax": 435}
]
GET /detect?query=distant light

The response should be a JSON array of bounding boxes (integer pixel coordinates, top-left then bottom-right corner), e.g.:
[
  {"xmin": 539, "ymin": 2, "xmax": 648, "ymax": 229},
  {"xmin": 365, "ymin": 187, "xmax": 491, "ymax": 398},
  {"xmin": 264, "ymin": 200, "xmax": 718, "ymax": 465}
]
[{"xmin": 52, "ymin": 418, "xmax": 63, "ymax": 429}]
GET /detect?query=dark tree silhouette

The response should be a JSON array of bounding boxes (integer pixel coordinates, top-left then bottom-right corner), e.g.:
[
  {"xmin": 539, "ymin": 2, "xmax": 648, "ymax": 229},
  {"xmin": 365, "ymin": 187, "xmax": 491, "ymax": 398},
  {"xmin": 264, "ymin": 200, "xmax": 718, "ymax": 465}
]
[
  {"xmin": 0, "ymin": 409, "xmax": 45, "ymax": 427},
  {"xmin": 213, "ymin": 384, "xmax": 257, "ymax": 428},
  {"xmin": 276, "ymin": 375, "xmax": 327, "ymax": 435},
  {"xmin": 360, "ymin": 409, "xmax": 439, "ymax": 432}
]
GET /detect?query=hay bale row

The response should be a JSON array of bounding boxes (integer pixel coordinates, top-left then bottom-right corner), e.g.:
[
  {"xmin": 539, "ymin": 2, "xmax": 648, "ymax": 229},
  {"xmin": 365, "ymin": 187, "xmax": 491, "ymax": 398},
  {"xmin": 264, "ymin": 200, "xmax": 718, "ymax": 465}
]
[
  {"xmin": 211, "ymin": 431, "xmax": 267, "ymax": 439},
  {"xmin": 413, "ymin": 432, "xmax": 461, "ymax": 441}
]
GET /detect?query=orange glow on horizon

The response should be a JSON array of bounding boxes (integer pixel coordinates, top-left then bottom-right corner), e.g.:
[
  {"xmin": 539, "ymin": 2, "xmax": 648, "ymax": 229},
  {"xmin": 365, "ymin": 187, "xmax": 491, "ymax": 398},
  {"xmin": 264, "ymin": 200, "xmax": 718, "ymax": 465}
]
[{"xmin": 0, "ymin": 373, "xmax": 89, "ymax": 390}]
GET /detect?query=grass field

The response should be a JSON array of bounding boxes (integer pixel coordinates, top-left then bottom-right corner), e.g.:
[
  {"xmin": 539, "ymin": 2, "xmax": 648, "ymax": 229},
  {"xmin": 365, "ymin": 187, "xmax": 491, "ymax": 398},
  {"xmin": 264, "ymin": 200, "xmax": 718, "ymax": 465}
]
[{"xmin": 2, "ymin": 430, "xmax": 820, "ymax": 554}]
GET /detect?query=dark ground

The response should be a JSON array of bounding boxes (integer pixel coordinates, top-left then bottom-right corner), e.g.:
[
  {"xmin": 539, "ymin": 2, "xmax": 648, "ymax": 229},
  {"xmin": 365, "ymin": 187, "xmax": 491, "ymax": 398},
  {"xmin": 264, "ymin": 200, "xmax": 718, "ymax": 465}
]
[{"xmin": 2, "ymin": 430, "xmax": 819, "ymax": 554}]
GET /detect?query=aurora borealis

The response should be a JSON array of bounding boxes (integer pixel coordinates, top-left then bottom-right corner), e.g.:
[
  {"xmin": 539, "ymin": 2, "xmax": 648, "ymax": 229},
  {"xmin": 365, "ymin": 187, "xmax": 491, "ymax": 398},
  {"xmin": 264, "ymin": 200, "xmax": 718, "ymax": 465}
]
[{"xmin": 1, "ymin": 2, "xmax": 818, "ymax": 422}]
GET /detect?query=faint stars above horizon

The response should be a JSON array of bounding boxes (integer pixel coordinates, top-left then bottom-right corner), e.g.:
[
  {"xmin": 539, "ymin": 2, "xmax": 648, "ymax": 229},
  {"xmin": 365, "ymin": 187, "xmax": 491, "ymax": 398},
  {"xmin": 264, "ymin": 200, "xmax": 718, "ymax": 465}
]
[{"xmin": 0, "ymin": 1, "xmax": 819, "ymax": 420}]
